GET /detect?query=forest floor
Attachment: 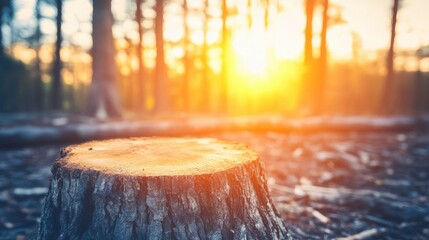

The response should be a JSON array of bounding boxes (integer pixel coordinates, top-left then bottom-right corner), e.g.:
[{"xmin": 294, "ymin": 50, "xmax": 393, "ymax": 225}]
[{"xmin": 0, "ymin": 122, "xmax": 429, "ymax": 239}]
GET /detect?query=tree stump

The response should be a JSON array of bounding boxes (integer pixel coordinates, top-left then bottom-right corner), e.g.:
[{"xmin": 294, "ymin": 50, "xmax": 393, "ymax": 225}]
[{"xmin": 37, "ymin": 137, "xmax": 288, "ymax": 240}]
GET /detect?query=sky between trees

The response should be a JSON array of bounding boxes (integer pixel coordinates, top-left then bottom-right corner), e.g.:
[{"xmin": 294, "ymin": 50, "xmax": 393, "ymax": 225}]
[{"xmin": 7, "ymin": 0, "xmax": 429, "ymax": 63}]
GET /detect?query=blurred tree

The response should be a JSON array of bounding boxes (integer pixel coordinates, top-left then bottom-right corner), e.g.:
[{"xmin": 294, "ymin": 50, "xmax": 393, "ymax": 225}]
[
  {"xmin": 86, "ymin": 0, "xmax": 122, "ymax": 118},
  {"xmin": 302, "ymin": 0, "xmax": 340, "ymax": 115},
  {"xmin": 382, "ymin": 0, "xmax": 400, "ymax": 114},
  {"xmin": 201, "ymin": 0, "xmax": 209, "ymax": 111},
  {"xmin": 135, "ymin": 0, "xmax": 146, "ymax": 113},
  {"xmin": 182, "ymin": 0, "xmax": 190, "ymax": 111},
  {"xmin": 315, "ymin": 0, "xmax": 328, "ymax": 114},
  {"xmin": 264, "ymin": 0, "xmax": 269, "ymax": 30},
  {"xmin": 154, "ymin": 0, "xmax": 168, "ymax": 112},
  {"xmin": 0, "ymin": 0, "xmax": 13, "ymax": 57},
  {"xmin": 34, "ymin": 0, "xmax": 43, "ymax": 110},
  {"xmin": 351, "ymin": 31, "xmax": 362, "ymax": 63},
  {"xmin": 304, "ymin": 0, "xmax": 314, "ymax": 65},
  {"xmin": 220, "ymin": 0, "xmax": 228, "ymax": 111},
  {"xmin": 247, "ymin": 0, "xmax": 252, "ymax": 28},
  {"xmin": 319, "ymin": 0, "xmax": 328, "ymax": 78},
  {"xmin": 51, "ymin": 0, "xmax": 62, "ymax": 110},
  {"xmin": 0, "ymin": 0, "xmax": 17, "ymax": 112},
  {"xmin": 0, "ymin": 56, "xmax": 31, "ymax": 112},
  {"xmin": 300, "ymin": 0, "xmax": 315, "ymax": 115}
]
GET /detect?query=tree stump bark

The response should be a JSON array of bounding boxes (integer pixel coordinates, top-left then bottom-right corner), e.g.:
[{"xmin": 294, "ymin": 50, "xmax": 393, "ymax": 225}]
[{"xmin": 37, "ymin": 137, "xmax": 288, "ymax": 240}]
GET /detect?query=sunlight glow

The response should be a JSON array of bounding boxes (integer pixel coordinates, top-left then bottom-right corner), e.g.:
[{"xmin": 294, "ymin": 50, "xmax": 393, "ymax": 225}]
[
  {"xmin": 272, "ymin": 12, "xmax": 305, "ymax": 60},
  {"xmin": 6, "ymin": 0, "xmax": 429, "ymax": 115},
  {"xmin": 327, "ymin": 26, "xmax": 353, "ymax": 60},
  {"xmin": 232, "ymin": 28, "xmax": 268, "ymax": 76},
  {"xmin": 11, "ymin": 44, "xmax": 36, "ymax": 64}
]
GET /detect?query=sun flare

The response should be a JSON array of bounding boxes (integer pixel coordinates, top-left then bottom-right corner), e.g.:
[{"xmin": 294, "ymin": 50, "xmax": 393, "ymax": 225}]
[{"xmin": 232, "ymin": 28, "xmax": 269, "ymax": 76}]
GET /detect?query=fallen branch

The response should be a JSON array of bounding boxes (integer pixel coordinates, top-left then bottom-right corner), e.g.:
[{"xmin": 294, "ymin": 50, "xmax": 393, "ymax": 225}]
[
  {"xmin": 293, "ymin": 184, "xmax": 402, "ymax": 202},
  {"xmin": 335, "ymin": 228, "xmax": 385, "ymax": 240},
  {"xmin": 307, "ymin": 207, "xmax": 330, "ymax": 223},
  {"xmin": 2, "ymin": 114, "xmax": 429, "ymax": 148}
]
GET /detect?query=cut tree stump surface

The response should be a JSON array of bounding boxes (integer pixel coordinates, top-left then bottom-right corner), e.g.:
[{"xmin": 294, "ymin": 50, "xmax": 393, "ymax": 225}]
[
  {"xmin": 37, "ymin": 137, "xmax": 288, "ymax": 240},
  {"xmin": 64, "ymin": 138, "xmax": 257, "ymax": 176}
]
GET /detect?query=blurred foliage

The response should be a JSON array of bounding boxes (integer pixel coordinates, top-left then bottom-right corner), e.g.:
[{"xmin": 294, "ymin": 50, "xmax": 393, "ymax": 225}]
[{"xmin": 0, "ymin": 55, "xmax": 32, "ymax": 112}]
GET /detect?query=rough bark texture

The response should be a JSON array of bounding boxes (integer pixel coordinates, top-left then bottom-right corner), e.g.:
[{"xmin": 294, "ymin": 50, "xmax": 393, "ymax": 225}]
[{"xmin": 37, "ymin": 141, "xmax": 288, "ymax": 239}]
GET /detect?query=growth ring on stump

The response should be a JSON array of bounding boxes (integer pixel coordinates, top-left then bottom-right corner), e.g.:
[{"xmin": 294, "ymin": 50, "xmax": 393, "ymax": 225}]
[{"xmin": 38, "ymin": 137, "xmax": 288, "ymax": 240}]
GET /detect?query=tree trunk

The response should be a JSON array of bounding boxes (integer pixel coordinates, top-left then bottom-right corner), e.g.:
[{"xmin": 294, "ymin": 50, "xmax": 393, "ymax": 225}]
[
  {"xmin": 51, "ymin": 0, "xmax": 63, "ymax": 110},
  {"xmin": 301, "ymin": 0, "xmax": 315, "ymax": 115},
  {"xmin": 86, "ymin": 0, "xmax": 122, "ymax": 118},
  {"xmin": 35, "ymin": 0, "xmax": 44, "ymax": 111},
  {"xmin": 182, "ymin": 0, "xmax": 190, "ymax": 112},
  {"xmin": 37, "ymin": 138, "xmax": 288, "ymax": 240},
  {"xmin": 264, "ymin": 0, "xmax": 270, "ymax": 31},
  {"xmin": 201, "ymin": 0, "xmax": 210, "ymax": 112},
  {"xmin": 382, "ymin": 0, "xmax": 399, "ymax": 114},
  {"xmin": 247, "ymin": 0, "xmax": 252, "ymax": 29},
  {"xmin": 0, "ymin": 3, "xmax": 3, "ymax": 57},
  {"xmin": 315, "ymin": 0, "xmax": 329, "ymax": 114},
  {"xmin": 220, "ymin": 0, "xmax": 228, "ymax": 112},
  {"xmin": 154, "ymin": 0, "xmax": 168, "ymax": 113},
  {"xmin": 414, "ymin": 69, "xmax": 423, "ymax": 117},
  {"xmin": 304, "ymin": 0, "xmax": 314, "ymax": 66},
  {"xmin": 0, "ymin": 0, "xmax": 9, "ymax": 57},
  {"xmin": 136, "ymin": 0, "xmax": 146, "ymax": 113}
]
